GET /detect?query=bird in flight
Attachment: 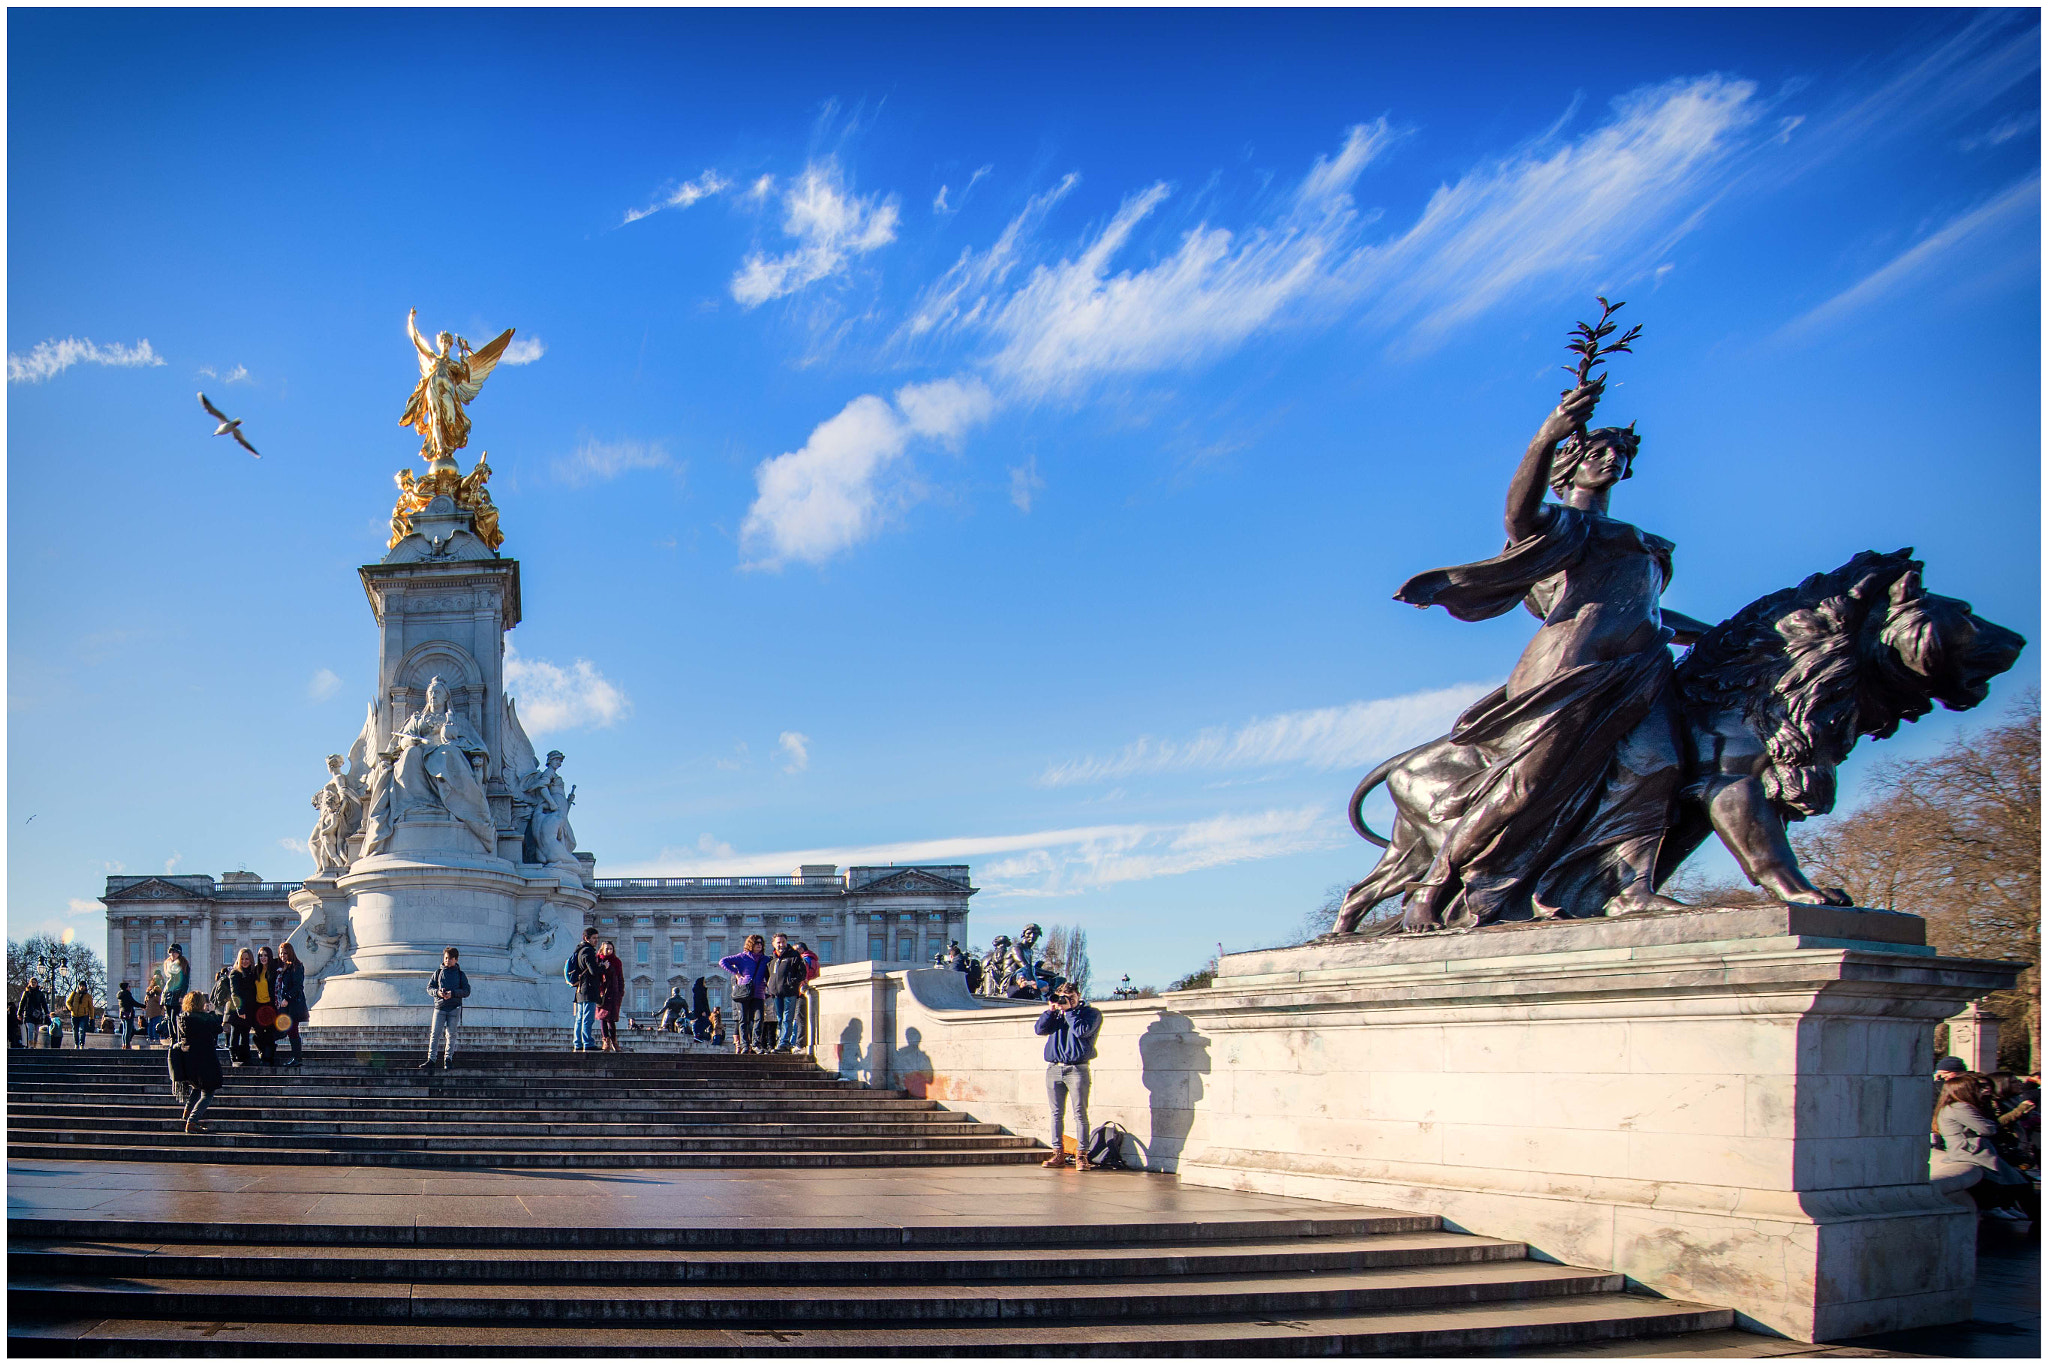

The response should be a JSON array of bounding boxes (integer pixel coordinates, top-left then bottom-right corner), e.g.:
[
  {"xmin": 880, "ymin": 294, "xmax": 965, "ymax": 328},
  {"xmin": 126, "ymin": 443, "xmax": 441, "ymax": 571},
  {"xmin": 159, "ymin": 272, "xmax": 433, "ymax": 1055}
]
[{"xmin": 198, "ymin": 393, "xmax": 260, "ymax": 457}]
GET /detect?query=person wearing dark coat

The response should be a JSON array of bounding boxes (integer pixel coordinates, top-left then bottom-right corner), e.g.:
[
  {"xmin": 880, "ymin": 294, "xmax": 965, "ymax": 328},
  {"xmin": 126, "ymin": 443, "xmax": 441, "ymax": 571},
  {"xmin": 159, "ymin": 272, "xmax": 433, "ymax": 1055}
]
[
  {"xmin": 595, "ymin": 941, "xmax": 627, "ymax": 1052},
  {"xmin": 169, "ymin": 994, "xmax": 225, "ymax": 1133},
  {"xmin": 274, "ymin": 944, "xmax": 308, "ymax": 1068},
  {"xmin": 691, "ymin": 977, "xmax": 711, "ymax": 1041},
  {"xmin": 116, "ymin": 983, "xmax": 141, "ymax": 1050},
  {"xmin": 18, "ymin": 980, "xmax": 48, "ymax": 1049},
  {"xmin": 569, "ymin": 928, "xmax": 603, "ymax": 1053},
  {"xmin": 226, "ymin": 949, "xmax": 261, "ymax": 1066}
]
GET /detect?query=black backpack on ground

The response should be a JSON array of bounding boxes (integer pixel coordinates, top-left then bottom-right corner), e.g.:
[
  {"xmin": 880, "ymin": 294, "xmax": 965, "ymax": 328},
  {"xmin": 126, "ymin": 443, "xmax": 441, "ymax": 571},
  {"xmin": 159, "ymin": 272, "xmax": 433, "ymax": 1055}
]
[{"xmin": 1085, "ymin": 1121, "xmax": 1130, "ymax": 1170}]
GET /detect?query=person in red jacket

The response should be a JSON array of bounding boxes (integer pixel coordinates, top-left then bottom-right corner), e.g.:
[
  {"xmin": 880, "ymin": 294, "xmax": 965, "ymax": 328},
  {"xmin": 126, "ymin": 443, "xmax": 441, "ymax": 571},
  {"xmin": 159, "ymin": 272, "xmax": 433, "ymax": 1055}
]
[{"xmin": 596, "ymin": 940, "xmax": 626, "ymax": 1053}]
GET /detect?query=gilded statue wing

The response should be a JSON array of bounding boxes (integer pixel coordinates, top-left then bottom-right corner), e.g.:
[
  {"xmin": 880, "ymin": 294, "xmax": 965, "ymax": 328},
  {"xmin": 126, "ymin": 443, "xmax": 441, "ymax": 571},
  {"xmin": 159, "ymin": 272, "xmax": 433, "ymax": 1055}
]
[{"xmin": 454, "ymin": 329, "xmax": 516, "ymax": 403}]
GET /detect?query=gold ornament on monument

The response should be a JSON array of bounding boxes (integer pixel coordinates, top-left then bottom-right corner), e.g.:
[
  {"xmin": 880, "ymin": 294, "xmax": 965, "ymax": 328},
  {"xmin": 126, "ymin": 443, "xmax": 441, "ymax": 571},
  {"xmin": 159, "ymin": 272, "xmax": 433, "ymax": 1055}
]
[{"xmin": 388, "ymin": 308, "xmax": 514, "ymax": 552}]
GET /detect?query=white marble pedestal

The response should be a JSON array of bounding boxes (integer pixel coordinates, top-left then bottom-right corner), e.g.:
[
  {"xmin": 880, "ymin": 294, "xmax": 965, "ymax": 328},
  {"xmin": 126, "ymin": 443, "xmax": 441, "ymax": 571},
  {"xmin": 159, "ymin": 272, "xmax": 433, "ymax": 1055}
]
[
  {"xmin": 299, "ymin": 838, "xmax": 591, "ymax": 1030},
  {"xmin": 1169, "ymin": 906, "xmax": 2023, "ymax": 1341}
]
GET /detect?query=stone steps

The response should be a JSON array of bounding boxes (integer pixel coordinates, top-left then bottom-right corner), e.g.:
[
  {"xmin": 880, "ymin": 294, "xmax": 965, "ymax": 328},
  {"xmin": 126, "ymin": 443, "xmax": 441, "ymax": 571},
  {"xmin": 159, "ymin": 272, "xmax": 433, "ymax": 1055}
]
[
  {"xmin": 4, "ymin": 1055, "xmax": 1744, "ymax": 1355},
  {"xmin": 5, "ymin": 1052, "xmax": 1034, "ymax": 1171},
  {"xmin": 6, "ymin": 1298, "xmax": 1736, "ymax": 1356},
  {"xmin": 7, "ymin": 1214, "xmax": 1734, "ymax": 1355}
]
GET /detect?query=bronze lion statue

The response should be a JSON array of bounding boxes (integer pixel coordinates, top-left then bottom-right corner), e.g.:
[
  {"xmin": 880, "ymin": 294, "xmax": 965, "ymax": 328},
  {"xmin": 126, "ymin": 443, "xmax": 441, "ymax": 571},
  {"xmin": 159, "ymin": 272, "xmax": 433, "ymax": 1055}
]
[{"xmin": 1340, "ymin": 549, "xmax": 2025, "ymax": 929}]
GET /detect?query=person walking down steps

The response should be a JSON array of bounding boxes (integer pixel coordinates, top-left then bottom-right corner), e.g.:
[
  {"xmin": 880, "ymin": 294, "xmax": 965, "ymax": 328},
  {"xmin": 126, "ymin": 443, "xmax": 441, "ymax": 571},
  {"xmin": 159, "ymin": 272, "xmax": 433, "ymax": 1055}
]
[
  {"xmin": 1035, "ymin": 981, "xmax": 1102, "ymax": 1172},
  {"xmin": 421, "ymin": 946, "xmax": 470, "ymax": 1070}
]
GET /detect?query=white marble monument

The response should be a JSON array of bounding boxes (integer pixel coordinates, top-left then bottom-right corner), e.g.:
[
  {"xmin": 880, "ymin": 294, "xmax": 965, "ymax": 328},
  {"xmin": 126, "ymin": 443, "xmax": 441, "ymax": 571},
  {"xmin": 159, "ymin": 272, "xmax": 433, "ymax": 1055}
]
[{"xmin": 282, "ymin": 311, "xmax": 590, "ymax": 1028}]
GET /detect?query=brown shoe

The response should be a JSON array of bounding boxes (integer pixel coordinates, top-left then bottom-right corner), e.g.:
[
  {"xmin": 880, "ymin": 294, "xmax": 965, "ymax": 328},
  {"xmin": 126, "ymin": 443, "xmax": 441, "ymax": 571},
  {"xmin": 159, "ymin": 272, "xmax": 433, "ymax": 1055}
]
[
  {"xmin": 184, "ymin": 1120, "xmax": 207, "ymax": 1134},
  {"xmin": 1040, "ymin": 1153, "xmax": 1071, "ymax": 1168},
  {"xmin": 1075, "ymin": 1155, "xmax": 1095, "ymax": 1173}
]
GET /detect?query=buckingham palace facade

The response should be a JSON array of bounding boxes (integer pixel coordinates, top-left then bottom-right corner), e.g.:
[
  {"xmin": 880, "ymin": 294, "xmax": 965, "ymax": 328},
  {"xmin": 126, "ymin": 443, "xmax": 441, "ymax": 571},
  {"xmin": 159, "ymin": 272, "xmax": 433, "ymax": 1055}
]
[{"xmin": 102, "ymin": 863, "xmax": 975, "ymax": 1017}]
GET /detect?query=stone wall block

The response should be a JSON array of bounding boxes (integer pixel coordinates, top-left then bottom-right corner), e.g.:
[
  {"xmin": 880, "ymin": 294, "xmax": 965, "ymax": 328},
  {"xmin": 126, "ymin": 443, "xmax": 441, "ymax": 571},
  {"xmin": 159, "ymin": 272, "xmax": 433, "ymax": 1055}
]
[
  {"xmin": 1444, "ymin": 1020, "xmax": 1624, "ymax": 1072},
  {"xmin": 1444, "ymin": 1122, "xmax": 1632, "ymax": 1178}
]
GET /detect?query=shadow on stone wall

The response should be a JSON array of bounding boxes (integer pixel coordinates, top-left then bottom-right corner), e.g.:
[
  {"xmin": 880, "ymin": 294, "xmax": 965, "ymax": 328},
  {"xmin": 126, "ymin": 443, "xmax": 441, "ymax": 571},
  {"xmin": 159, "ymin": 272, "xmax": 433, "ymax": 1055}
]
[
  {"xmin": 1138, "ymin": 1012, "xmax": 1210, "ymax": 1171},
  {"xmin": 896, "ymin": 1026, "xmax": 934, "ymax": 1098},
  {"xmin": 836, "ymin": 1016, "xmax": 868, "ymax": 1084}
]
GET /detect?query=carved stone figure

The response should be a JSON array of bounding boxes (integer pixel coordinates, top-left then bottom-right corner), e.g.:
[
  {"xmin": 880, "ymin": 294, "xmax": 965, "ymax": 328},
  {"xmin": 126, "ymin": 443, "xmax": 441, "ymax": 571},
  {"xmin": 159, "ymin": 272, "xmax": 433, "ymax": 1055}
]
[
  {"xmin": 518, "ymin": 750, "xmax": 578, "ymax": 868},
  {"xmin": 306, "ymin": 752, "xmax": 367, "ymax": 871},
  {"xmin": 1334, "ymin": 310, "xmax": 2025, "ymax": 936},
  {"xmin": 359, "ymin": 676, "xmax": 496, "ymax": 856}
]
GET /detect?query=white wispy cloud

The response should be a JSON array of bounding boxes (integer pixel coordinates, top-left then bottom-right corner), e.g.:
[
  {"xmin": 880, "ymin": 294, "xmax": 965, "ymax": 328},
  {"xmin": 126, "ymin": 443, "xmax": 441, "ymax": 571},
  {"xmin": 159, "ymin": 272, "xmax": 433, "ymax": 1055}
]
[
  {"xmin": 732, "ymin": 159, "xmax": 901, "ymax": 307},
  {"xmin": 1008, "ymin": 456, "xmax": 1044, "ymax": 513},
  {"xmin": 1780, "ymin": 174, "xmax": 2040, "ymax": 338},
  {"xmin": 503, "ymin": 640, "xmax": 631, "ymax": 734},
  {"xmin": 164, "ymin": 852, "xmax": 182, "ymax": 873},
  {"xmin": 777, "ymin": 731, "xmax": 810, "ymax": 773},
  {"xmin": 1040, "ymin": 682, "xmax": 1494, "ymax": 787},
  {"xmin": 1356, "ymin": 77, "xmax": 1758, "ymax": 348},
  {"xmin": 198, "ymin": 364, "xmax": 251, "ymax": 383},
  {"xmin": 933, "ymin": 164, "xmax": 994, "ymax": 216},
  {"xmin": 739, "ymin": 376, "xmax": 995, "ymax": 568},
  {"xmin": 553, "ymin": 436, "xmax": 673, "ymax": 487},
  {"xmin": 277, "ymin": 837, "xmax": 306, "ymax": 857},
  {"xmin": 1960, "ymin": 111, "xmax": 2038, "ymax": 152},
  {"xmin": 66, "ymin": 898, "xmax": 101, "ymax": 917},
  {"xmin": 307, "ymin": 668, "xmax": 343, "ymax": 702},
  {"xmin": 501, "ymin": 336, "xmax": 546, "ymax": 365},
  {"xmin": 9, "ymin": 337, "xmax": 165, "ymax": 384},
  {"xmin": 623, "ymin": 169, "xmax": 731, "ymax": 225},
  {"xmin": 617, "ymin": 803, "xmax": 1342, "ymax": 896}
]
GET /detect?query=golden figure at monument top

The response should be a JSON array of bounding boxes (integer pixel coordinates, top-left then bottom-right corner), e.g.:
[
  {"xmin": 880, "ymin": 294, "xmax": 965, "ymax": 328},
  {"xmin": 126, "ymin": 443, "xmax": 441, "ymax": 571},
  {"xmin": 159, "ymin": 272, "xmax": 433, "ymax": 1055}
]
[{"xmin": 389, "ymin": 309, "xmax": 512, "ymax": 552}]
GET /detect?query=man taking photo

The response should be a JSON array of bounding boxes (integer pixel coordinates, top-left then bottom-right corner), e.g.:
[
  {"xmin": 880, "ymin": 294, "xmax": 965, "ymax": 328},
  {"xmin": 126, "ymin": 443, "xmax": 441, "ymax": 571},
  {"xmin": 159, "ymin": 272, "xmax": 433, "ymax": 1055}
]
[{"xmin": 1034, "ymin": 981, "xmax": 1102, "ymax": 1171}]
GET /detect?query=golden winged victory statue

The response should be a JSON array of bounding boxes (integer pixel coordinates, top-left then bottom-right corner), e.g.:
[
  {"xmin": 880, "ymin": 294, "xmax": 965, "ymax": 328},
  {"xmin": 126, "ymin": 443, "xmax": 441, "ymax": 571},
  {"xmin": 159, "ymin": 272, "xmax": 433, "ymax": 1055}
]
[{"xmin": 389, "ymin": 308, "xmax": 513, "ymax": 551}]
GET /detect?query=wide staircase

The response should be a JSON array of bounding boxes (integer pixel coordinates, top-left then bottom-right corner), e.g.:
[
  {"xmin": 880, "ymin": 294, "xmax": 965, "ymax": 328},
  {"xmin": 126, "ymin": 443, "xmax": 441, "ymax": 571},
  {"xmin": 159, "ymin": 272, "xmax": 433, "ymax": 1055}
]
[
  {"xmin": 6, "ymin": 1050, "xmax": 1744, "ymax": 1355},
  {"xmin": 5, "ymin": 1049, "xmax": 1040, "ymax": 1169}
]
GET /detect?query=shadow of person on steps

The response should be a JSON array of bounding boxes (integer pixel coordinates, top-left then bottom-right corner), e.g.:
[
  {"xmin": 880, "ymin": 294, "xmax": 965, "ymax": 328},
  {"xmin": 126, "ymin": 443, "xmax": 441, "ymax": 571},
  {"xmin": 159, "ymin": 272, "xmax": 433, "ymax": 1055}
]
[{"xmin": 1138, "ymin": 1013, "xmax": 1210, "ymax": 1172}]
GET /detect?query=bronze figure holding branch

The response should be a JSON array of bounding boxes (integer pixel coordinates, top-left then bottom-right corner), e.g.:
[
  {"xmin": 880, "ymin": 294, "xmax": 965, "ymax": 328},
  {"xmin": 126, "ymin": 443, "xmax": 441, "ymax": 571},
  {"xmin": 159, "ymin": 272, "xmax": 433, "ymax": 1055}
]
[{"xmin": 1335, "ymin": 302, "xmax": 2025, "ymax": 936}]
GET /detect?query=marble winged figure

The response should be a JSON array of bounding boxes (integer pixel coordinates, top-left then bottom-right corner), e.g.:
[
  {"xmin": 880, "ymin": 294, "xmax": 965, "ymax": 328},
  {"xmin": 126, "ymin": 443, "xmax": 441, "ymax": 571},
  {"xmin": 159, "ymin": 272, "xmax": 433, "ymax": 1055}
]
[
  {"xmin": 305, "ymin": 706, "xmax": 376, "ymax": 871},
  {"xmin": 400, "ymin": 309, "xmax": 516, "ymax": 465},
  {"xmin": 1334, "ymin": 303, "xmax": 2025, "ymax": 937}
]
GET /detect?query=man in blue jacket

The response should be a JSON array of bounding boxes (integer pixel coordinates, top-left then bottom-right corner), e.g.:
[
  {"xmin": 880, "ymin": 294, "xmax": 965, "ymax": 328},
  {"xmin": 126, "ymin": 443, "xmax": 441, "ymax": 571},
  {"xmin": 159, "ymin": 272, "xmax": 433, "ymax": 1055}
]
[{"xmin": 1034, "ymin": 981, "xmax": 1102, "ymax": 1171}]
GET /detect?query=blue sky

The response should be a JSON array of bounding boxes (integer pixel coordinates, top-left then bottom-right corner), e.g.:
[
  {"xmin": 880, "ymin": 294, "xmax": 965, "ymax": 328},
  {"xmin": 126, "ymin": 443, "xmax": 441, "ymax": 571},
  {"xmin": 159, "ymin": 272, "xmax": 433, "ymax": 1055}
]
[{"xmin": 8, "ymin": 9, "xmax": 2039, "ymax": 988}]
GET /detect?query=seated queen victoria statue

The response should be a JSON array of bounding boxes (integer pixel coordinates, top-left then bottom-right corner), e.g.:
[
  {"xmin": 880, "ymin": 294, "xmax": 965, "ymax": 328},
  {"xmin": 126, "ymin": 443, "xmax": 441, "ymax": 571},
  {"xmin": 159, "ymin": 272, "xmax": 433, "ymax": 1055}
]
[{"xmin": 360, "ymin": 675, "xmax": 496, "ymax": 856}]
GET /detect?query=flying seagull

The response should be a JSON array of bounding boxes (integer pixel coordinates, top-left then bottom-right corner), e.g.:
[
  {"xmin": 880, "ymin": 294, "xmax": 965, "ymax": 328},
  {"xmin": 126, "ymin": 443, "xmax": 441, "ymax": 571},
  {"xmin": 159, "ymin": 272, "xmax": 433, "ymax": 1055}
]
[{"xmin": 198, "ymin": 393, "xmax": 260, "ymax": 457}]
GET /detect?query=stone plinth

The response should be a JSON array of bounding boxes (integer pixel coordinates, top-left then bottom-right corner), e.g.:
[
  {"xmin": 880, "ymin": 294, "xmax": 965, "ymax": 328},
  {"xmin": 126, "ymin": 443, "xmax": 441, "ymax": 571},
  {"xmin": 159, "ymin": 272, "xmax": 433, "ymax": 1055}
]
[
  {"xmin": 1944, "ymin": 1000, "xmax": 2002, "ymax": 1072},
  {"xmin": 809, "ymin": 905, "xmax": 2023, "ymax": 1343}
]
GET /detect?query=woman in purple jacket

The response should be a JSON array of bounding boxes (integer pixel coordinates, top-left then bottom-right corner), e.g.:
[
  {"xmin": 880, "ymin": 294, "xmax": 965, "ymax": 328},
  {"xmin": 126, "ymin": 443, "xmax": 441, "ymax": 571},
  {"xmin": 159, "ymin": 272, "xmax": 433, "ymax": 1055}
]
[{"xmin": 718, "ymin": 934, "xmax": 769, "ymax": 1055}]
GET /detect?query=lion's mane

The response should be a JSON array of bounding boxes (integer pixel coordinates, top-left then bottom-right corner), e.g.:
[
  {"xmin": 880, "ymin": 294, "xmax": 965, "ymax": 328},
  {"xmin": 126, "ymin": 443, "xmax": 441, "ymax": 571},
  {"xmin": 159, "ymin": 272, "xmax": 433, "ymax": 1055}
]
[{"xmin": 1675, "ymin": 549, "xmax": 1936, "ymax": 821}]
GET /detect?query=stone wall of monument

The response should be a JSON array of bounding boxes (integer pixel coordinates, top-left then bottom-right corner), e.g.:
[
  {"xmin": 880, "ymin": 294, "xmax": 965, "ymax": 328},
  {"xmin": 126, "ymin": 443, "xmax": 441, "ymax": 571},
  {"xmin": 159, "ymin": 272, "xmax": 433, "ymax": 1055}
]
[{"xmin": 809, "ymin": 907, "xmax": 2022, "ymax": 1343}]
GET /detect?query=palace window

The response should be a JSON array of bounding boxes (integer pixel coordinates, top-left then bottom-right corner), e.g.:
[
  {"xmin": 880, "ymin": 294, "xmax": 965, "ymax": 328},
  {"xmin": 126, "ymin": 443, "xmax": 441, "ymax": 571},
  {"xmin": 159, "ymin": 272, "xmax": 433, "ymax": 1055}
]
[
  {"xmin": 671, "ymin": 940, "xmax": 686, "ymax": 967},
  {"xmin": 634, "ymin": 984, "xmax": 651, "ymax": 1013},
  {"xmin": 898, "ymin": 935, "xmax": 915, "ymax": 962},
  {"xmin": 128, "ymin": 941, "xmax": 142, "ymax": 966},
  {"xmin": 635, "ymin": 940, "xmax": 650, "ymax": 966},
  {"xmin": 817, "ymin": 939, "xmax": 834, "ymax": 964},
  {"xmin": 706, "ymin": 938, "xmax": 724, "ymax": 966}
]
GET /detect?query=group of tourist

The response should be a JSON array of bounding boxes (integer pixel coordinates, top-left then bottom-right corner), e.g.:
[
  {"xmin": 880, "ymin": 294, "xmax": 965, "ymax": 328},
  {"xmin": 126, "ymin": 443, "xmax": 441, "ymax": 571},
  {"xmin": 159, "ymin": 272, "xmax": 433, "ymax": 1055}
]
[
  {"xmin": 1929, "ymin": 1054, "xmax": 2041, "ymax": 1228},
  {"xmin": 560, "ymin": 925, "xmax": 819, "ymax": 1055},
  {"xmin": 715, "ymin": 932, "xmax": 819, "ymax": 1055}
]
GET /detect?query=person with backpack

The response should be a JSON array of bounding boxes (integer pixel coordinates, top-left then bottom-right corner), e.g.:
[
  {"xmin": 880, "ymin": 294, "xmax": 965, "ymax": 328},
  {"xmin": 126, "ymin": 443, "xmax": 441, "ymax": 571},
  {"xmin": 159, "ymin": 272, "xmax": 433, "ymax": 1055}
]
[
  {"xmin": 719, "ymin": 935, "xmax": 770, "ymax": 1055},
  {"xmin": 226, "ymin": 950, "xmax": 261, "ymax": 1067},
  {"xmin": 566, "ymin": 926, "xmax": 602, "ymax": 1052},
  {"xmin": 765, "ymin": 933, "xmax": 808, "ymax": 1055},
  {"xmin": 1034, "ymin": 981, "xmax": 1103, "ymax": 1171}
]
